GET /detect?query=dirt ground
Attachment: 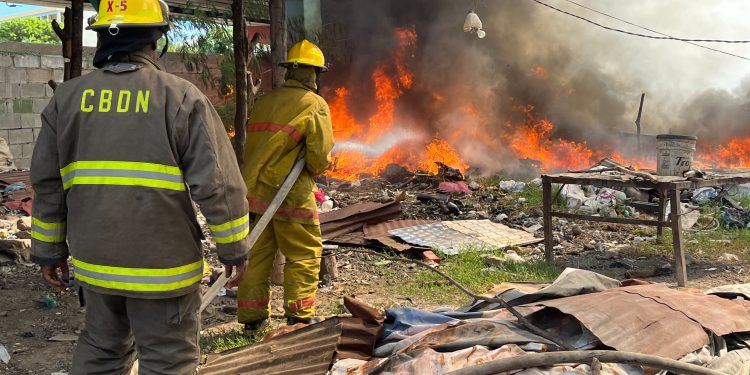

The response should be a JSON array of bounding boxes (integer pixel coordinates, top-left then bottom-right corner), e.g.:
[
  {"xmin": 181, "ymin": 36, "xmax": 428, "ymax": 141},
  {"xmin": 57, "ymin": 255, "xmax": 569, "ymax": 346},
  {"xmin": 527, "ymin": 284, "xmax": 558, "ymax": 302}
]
[{"xmin": 2, "ymin": 224, "xmax": 749, "ymax": 375}]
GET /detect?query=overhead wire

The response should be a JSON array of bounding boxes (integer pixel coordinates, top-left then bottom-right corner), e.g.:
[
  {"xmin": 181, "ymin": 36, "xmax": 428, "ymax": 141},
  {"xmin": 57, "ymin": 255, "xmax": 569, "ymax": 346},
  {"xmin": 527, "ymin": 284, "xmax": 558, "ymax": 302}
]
[
  {"xmin": 558, "ymin": 0, "xmax": 750, "ymax": 61},
  {"xmin": 529, "ymin": 0, "xmax": 750, "ymax": 61}
]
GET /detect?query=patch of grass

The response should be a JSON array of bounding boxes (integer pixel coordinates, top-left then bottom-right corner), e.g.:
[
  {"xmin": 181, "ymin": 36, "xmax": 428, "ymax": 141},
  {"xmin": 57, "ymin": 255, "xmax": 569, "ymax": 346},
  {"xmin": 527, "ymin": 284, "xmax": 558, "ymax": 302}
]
[
  {"xmin": 622, "ymin": 227, "xmax": 750, "ymax": 262},
  {"xmin": 507, "ymin": 184, "xmax": 566, "ymax": 211},
  {"xmin": 331, "ymin": 301, "xmax": 348, "ymax": 315},
  {"xmin": 386, "ymin": 247, "xmax": 561, "ymax": 306},
  {"xmin": 200, "ymin": 324, "xmax": 275, "ymax": 354}
]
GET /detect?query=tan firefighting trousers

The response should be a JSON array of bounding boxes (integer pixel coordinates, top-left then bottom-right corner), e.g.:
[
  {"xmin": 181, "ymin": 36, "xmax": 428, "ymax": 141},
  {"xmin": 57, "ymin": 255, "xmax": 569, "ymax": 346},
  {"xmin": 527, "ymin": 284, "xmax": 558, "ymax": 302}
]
[
  {"xmin": 237, "ymin": 216, "xmax": 322, "ymax": 322},
  {"xmin": 70, "ymin": 288, "xmax": 200, "ymax": 375}
]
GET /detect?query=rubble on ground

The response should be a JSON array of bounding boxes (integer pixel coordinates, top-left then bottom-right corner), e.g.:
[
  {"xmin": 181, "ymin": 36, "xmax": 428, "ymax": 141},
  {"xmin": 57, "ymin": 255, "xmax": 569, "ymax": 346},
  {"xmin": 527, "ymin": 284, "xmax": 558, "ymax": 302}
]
[{"xmin": 201, "ymin": 268, "xmax": 750, "ymax": 374}]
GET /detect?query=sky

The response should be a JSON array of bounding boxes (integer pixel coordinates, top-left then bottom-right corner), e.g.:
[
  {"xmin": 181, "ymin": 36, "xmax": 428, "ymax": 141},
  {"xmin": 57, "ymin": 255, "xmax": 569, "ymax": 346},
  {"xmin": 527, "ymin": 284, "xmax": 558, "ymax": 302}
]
[{"xmin": 0, "ymin": 3, "xmax": 42, "ymax": 16}]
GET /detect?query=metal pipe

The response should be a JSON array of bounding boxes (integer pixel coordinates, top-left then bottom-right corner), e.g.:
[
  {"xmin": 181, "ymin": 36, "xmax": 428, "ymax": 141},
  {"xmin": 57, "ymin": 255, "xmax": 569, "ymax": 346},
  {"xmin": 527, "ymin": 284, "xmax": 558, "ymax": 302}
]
[{"xmin": 446, "ymin": 350, "xmax": 726, "ymax": 375}]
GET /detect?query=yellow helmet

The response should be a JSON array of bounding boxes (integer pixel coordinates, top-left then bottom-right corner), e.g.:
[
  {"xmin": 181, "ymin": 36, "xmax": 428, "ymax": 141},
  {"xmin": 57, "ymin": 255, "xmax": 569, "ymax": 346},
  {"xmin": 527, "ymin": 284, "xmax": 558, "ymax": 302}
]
[
  {"xmin": 281, "ymin": 40, "xmax": 328, "ymax": 71},
  {"xmin": 87, "ymin": 0, "xmax": 170, "ymax": 31}
]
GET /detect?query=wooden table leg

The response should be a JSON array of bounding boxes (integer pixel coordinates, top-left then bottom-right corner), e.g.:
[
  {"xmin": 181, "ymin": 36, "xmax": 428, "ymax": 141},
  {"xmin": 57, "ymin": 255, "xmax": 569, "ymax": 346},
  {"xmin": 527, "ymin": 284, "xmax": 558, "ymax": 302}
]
[
  {"xmin": 670, "ymin": 187, "xmax": 687, "ymax": 287},
  {"xmin": 657, "ymin": 189, "xmax": 666, "ymax": 242},
  {"xmin": 543, "ymin": 178, "xmax": 554, "ymax": 263}
]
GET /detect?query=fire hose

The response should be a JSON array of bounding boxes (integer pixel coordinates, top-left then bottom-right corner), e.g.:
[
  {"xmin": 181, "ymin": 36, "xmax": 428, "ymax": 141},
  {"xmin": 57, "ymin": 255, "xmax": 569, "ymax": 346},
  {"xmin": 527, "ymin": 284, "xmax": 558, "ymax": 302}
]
[{"xmin": 199, "ymin": 158, "xmax": 307, "ymax": 313}]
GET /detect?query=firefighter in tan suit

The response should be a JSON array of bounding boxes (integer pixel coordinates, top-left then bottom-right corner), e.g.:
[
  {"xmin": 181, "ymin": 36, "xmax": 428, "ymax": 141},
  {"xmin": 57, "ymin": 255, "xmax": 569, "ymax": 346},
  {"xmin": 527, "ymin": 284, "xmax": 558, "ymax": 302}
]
[
  {"xmin": 237, "ymin": 40, "xmax": 334, "ymax": 329},
  {"xmin": 30, "ymin": 0, "xmax": 250, "ymax": 373}
]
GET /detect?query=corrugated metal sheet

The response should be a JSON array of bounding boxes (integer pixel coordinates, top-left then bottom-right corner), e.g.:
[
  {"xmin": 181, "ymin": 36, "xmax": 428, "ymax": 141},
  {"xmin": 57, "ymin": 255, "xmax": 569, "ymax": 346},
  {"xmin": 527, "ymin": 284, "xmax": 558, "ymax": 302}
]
[
  {"xmin": 0, "ymin": 170, "xmax": 31, "ymax": 186},
  {"xmin": 327, "ymin": 231, "xmax": 368, "ymax": 247},
  {"xmin": 363, "ymin": 219, "xmax": 435, "ymax": 251},
  {"xmin": 200, "ymin": 318, "xmax": 342, "ymax": 375},
  {"xmin": 320, "ymin": 202, "xmax": 402, "ymax": 240},
  {"xmin": 528, "ymin": 284, "xmax": 750, "ymax": 359},
  {"xmin": 336, "ymin": 296, "xmax": 385, "ymax": 361}
]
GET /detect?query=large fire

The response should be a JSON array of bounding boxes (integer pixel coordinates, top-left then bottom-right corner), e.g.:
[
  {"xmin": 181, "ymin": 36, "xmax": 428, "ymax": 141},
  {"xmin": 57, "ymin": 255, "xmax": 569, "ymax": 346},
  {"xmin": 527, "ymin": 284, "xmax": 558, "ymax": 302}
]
[
  {"xmin": 325, "ymin": 27, "xmax": 468, "ymax": 181},
  {"xmin": 324, "ymin": 27, "xmax": 750, "ymax": 181}
]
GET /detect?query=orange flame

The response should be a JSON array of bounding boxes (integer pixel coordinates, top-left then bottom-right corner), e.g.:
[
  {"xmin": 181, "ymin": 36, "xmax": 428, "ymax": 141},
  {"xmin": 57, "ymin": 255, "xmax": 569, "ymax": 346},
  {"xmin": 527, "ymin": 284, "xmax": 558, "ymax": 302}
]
[
  {"xmin": 698, "ymin": 137, "xmax": 750, "ymax": 168},
  {"xmin": 325, "ymin": 27, "xmax": 470, "ymax": 181},
  {"xmin": 418, "ymin": 139, "xmax": 470, "ymax": 174},
  {"xmin": 530, "ymin": 66, "xmax": 548, "ymax": 80},
  {"xmin": 329, "ymin": 87, "xmax": 362, "ymax": 140}
]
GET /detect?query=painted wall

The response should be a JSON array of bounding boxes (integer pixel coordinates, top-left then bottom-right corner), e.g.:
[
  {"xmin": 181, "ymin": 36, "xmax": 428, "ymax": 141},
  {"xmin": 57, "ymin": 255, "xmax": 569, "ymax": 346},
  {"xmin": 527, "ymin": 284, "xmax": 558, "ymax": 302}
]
[{"xmin": 0, "ymin": 42, "xmax": 221, "ymax": 169}]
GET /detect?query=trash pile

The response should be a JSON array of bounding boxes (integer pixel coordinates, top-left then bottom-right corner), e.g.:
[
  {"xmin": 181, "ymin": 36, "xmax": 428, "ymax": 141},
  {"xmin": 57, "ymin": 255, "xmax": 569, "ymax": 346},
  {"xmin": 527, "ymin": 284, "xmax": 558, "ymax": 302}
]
[
  {"xmin": 0, "ymin": 170, "xmax": 33, "ymax": 265},
  {"xmin": 200, "ymin": 268, "xmax": 750, "ymax": 374}
]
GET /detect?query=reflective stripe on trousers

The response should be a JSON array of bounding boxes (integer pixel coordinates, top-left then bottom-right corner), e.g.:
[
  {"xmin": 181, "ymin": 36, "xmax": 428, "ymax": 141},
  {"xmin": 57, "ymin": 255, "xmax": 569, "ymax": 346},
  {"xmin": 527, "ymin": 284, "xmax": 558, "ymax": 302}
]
[
  {"xmin": 72, "ymin": 258, "xmax": 203, "ymax": 292},
  {"xmin": 237, "ymin": 299, "xmax": 270, "ymax": 309},
  {"xmin": 60, "ymin": 161, "xmax": 186, "ymax": 191},
  {"xmin": 31, "ymin": 217, "xmax": 66, "ymax": 243},
  {"xmin": 285, "ymin": 296, "xmax": 316, "ymax": 313}
]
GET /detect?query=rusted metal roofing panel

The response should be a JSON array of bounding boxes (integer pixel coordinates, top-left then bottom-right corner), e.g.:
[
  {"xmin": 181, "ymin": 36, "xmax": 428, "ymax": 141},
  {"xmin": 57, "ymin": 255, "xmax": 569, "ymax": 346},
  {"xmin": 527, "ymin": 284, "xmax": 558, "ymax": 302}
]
[
  {"xmin": 320, "ymin": 202, "xmax": 402, "ymax": 240},
  {"xmin": 336, "ymin": 296, "xmax": 385, "ymax": 361},
  {"xmin": 327, "ymin": 230, "xmax": 368, "ymax": 247},
  {"xmin": 622, "ymin": 284, "xmax": 750, "ymax": 335},
  {"xmin": 200, "ymin": 318, "xmax": 342, "ymax": 375},
  {"xmin": 528, "ymin": 284, "xmax": 750, "ymax": 359},
  {"xmin": 0, "ymin": 171, "xmax": 31, "ymax": 186}
]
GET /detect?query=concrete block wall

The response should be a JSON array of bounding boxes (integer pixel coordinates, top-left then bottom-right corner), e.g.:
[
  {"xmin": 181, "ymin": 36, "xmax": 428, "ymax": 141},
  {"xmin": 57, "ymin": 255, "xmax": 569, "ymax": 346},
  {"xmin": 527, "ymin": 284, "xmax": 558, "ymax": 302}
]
[{"xmin": 0, "ymin": 42, "xmax": 221, "ymax": 170}]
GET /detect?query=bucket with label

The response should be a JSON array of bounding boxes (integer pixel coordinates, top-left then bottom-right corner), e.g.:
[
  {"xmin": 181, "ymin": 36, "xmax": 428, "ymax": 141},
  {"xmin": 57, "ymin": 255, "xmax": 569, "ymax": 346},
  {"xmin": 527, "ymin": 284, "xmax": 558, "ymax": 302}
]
[{"xmin": 656, "ymin": 134, "xmax": 697, "ymax": 176}]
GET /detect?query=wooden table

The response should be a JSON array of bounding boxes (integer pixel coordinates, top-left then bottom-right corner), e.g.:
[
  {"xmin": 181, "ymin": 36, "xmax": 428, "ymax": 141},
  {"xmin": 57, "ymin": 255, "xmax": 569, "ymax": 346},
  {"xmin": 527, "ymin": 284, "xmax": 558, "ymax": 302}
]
[{"xmin": 542, "ymin": 169, "xmax": 750, "ymax": 286}]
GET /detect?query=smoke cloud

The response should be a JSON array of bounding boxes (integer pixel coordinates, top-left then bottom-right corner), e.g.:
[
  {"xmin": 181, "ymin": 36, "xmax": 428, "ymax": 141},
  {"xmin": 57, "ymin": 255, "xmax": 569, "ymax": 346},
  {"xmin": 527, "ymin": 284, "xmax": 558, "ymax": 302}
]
[{"xmin": 317, "ymin": 0, "xmax": 750, "ymax": 173}]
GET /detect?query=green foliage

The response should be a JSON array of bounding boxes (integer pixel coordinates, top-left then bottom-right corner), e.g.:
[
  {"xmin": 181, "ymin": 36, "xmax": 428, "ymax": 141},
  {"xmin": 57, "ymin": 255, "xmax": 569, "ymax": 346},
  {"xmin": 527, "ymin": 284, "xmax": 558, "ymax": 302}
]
[
  {"xmin": 0, "ymin": 18, "xmax": 60, "ymax": 44},
  {"xmin": 387, "ymin": 248, "xmax": 560, "ymax": 305},
  {"xmin": 200, "ymin": 323, "xmax": 275, "ymax": 354}
]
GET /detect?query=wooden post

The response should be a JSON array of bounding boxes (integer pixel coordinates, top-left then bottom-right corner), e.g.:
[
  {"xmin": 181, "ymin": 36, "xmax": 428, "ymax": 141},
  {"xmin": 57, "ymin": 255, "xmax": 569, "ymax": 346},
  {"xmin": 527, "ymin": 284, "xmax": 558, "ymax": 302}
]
[
  {"xmin": 271, "ymin": 251, "xmax": 285, "ymax": 286},
  {"xmin": 269, "ymin": 0, "xmax": 287, "ymax": 88},
  {"xmin": 70, "ymin": 0, "xmax": 84, "ymax": 79},
  {"xmin": 231, "ymin": 0, "xmax": 248, "ymax": 169},
  {"xmin": 670, "ymin": 187, "xmax": 687, "ymax": 287},
  {"xmin": 51, "ymin": 8, "xmax": 72, "ymax": 81},
  {"xmin": 657, "ymin": 188, "xmax": 666, "ymax": 241},
  {"xmin": 318, "ymin": 254, "xmax": 338, "ymax": 283},
  {"xmin": 542, "ymin": 176, "xmax": 554, "ymax": 262}
]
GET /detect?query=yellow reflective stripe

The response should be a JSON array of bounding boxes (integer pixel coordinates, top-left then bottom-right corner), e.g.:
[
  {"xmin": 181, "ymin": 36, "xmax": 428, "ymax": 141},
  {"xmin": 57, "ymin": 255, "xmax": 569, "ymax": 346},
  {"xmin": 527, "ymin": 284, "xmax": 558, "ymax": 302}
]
[
  {"xmin": 31, "ymin": 231, "xmax": 66, "ymax": 243},
  {"xmin": 208, "ymin": 214, "xmax": 250, "ymax": 232},
  {"xmin": 71, "ymin": 258, "xmax": 203, "ymax": 292},
  {"xmin": 31, "ymin": 217, "xmax": 66, "ymax": 243},
  {"xmin": 62, "ymin": 176, "xmax": 186, "ymax": 191},
  {"xmin": 74, "ymin": 273, "xmax": 202, "ymax": 292},
  {"xmin": 72, "ymin": 258, "xmax": 202, "ymax": 277},
  {"xmin": 214, "ymin": 226, "xmax": 250, "ymax": 244},
  {"xmin": 60, "ymin": 161, "xmax": 182, "ymax": 177},
  {"xmin": 60, "ymin": 161, "xmax": 186, "ymax": 191},
  {"xmin": 31, "ymin": 217, "xmax": 65, "ymax": 230},
  {"xmin": 209, "ymin": 214, "xmax": 250, "ymax": 244}
]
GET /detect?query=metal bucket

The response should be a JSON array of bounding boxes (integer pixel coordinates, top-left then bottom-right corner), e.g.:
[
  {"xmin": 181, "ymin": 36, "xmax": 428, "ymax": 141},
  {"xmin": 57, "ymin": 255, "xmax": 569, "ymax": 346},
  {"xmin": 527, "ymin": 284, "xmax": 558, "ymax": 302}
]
[{"xmin": 656, "ymin": 134, "xmax": 697, "ymax": 176}]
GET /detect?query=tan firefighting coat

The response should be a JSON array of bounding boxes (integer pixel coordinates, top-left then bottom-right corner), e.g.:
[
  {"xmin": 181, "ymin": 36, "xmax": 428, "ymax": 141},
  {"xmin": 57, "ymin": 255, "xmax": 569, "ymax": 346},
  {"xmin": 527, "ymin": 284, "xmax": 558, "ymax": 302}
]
[
  {"xmin": 241, "ymin": 67, "xmax": 334, "ymax": 225},
  {"xmin": 31, "ymin": 52, "xmax": 250, "ymax": 298}
]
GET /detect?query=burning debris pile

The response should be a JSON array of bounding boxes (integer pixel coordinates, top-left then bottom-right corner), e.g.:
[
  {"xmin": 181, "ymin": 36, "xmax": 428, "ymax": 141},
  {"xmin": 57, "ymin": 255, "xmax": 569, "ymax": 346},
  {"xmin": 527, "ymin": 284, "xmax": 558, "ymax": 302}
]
[{"xmin": 319, "ymin": 0, "xmax": 750, "ymax": 180}]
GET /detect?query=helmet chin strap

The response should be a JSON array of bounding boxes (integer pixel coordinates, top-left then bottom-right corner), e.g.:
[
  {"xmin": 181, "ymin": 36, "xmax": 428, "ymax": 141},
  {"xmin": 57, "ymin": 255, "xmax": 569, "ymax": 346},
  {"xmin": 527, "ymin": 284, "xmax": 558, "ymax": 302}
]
[
  {"xmin": 159, "ymin": 32, "xmax": 169, "ymax": 58},
  {"xmin": 315, "ymin": 68, "xmax": 321, "ymax": 95}
]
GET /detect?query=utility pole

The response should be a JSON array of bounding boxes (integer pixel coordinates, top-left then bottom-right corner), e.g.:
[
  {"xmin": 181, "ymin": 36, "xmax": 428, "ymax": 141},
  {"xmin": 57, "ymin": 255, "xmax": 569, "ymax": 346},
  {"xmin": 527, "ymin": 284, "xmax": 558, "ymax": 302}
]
[
  {"xmin": 231, "ymin": 0, "xmax": 248, "ymax": 168},
  {"xmin": 635, "ymin": 93, "xmax": 645, "ymax": 157},
  {"xmin": 269, "ymin": 0, "xmax": 287, "ymax": 88}
]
